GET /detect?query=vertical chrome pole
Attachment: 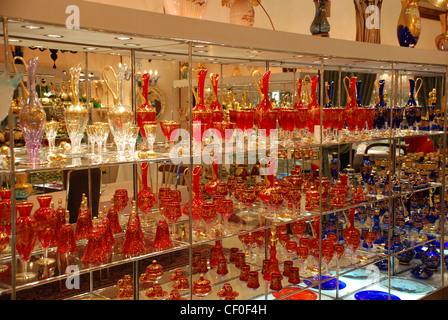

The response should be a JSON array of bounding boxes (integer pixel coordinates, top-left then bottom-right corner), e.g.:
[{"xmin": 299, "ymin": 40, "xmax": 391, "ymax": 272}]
[
  {"xmin": 3, "ymin": 17, "xmax": 17, "ymax": 301},
  {"xmin": 188, "ymin": 42, "xmax": 193, "ymax": 300}
]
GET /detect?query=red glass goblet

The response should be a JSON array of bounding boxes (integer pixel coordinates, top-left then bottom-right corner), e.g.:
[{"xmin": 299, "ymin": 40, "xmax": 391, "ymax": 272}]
[
  {"xmin": 200, "ymin": 203, "xmax": 217, "ymax": 239},
  {"xmin": 333, "ymin": 243, "xmax": 345, "ymax": 271},
  {"xmin": 16, "ymin": 202, "xmax": 38, "ymax": 280},
  {"xmin": 34, "ymin": 195, "xmax": 56, "ymax": 265},
  {"xmin": 163, "ymin": 201, "xmax": 182, "ymax": 239}
]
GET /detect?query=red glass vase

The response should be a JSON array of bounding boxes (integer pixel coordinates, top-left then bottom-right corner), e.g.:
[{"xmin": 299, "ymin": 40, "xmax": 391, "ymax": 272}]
[
  {"xmin": 306, "ymin": 75, "xmax": 320, "ymax": 134},
  {"xmin": 193, "ymin": 68, "xmax": 212, "ymax": 129},
  {"xmin": 344, "ymin": 76, "xmax": 360, "ymax": 131},
  {"xmin": 52, "ymin": 197, "xmax": 66, "ymax": 247},
  {"xmin": 254, "ymin": 70, "xmax": 276, "ymax": 137}
]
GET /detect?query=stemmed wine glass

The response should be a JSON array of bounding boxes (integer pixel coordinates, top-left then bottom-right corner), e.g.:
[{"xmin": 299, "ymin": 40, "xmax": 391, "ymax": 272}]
[
  {"xmin": 241, "ymin": 188, "xmax": 257, "ymax": 223},
  {"xmin": 16, "ymin": 202, "xmax": 38, "ymax": 280},
  {"xmin": 364, "ymin": 230, "xmax": 376, "ymax": 254},
  {"xmin": 200, "ymin": 203, "xmax": 217, "ymax": 239},
  {"xmin": 297, "ymin": 244, "xmax": 309, "ymax": 276},
  {"xmin": 125, "ymin": 125, "xmax": 140, "ymax": 156},
  {"xmin": 45, "ymin": 119, "xmax": 59, "ymax": 153},
  {"xmin": 86, "ymin": 124, "xmax": 97, "ymax": 156},
  {"xmin": 163, "ymin": 201, "xmax": 182, "ymax": 239},
  {"xmin": 268, "ymin": 189, "xmax": 284, "ymax": 222},
  {"xmin": 143, "ymin": 121, "xmax": 158, "ymax": 155},
  {"xmin": 322, "ymin": 245, "xmax": 334, "ymax": 276},
  {"xmin": 93, "ymin": 122, "xmax": 109, "ymax": 162},
  {"xmin": 215, "ymin": 197, "xmax": 234, "ymax": 236},
  {"xmin": 333, "ymin": 243, "xmax": 345, "ymax": 272},
  {"xmin": 291, "ymin": 220, "xmax": 308, "ymax": 240},
  {"xmin": 160, "ymin": 120, "xmax": 180, "ymax": 149},
  {"xmin": 285, "ymin": 240, "xmax": 298, "ymax": 265}
]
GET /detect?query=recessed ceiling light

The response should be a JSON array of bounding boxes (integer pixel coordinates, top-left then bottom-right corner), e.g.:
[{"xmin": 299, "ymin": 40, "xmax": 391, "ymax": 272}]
[
  {"xmin": 248, "ymin": 50, "xmax": 260, "ymax": 54},
  {"xmin": 247, "ymin": 55, "xmax": 257, "ymax": 58},
  {"xmin": 84, "ymin": 47, "xmax": 97, "ymax": 51},
  {"xmin": 206, "ymin": 58, "xmax": 217, "ymax": 61},
  {"xmin": 115, "ymin": 36, "xmax": 133, "ymax": 40},
  {"xmin": 9, "ymin": 39, "xmax": 21, "ymax": 42},
  {"xmin": 194, "ymin": 50, "xmax": 208, "ymax": 53},
  {"xmin": 22, "ymin": 25, "xmax": 43, "ymax": 30},
  {"xmin": 193, "ymin": 44, "xmax": 207, "ymax": 48},
  {"xmin": 45, "ymin": 34, "xmax": 63, "ymax": 38},
  {"xmin": 125, "ymin": 43, "xmax": 139, "ymax": 47},
  {"xmin": 294, "ymin": 55, "xmax": 304, "ymax": 58},
  {"xmin": 153, "ymin": 54, "xmax": 166, "ymax": 57}
]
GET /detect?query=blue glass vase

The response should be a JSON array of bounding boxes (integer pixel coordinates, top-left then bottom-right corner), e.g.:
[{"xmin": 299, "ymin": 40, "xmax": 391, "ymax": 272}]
[
  {"xmin": 372, "ymin": 215, "xmax": 384, "ymax": 244},
  {"xmin": 421, "ymin": 242, "xmax": 441, "ymax": 271},
  {"xmin": 310, "ymin": 0, "xmax": 330, "ymax": 37}
]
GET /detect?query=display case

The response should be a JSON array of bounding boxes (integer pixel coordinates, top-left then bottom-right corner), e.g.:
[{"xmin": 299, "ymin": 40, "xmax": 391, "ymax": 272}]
[{"xmin": 0, "ymin": 0, "xmax": 447, "ymax": 301}]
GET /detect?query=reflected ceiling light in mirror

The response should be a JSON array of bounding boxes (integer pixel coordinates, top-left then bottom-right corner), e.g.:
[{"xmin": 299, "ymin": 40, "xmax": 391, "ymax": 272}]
[
  {"xmin": 125, "ymin": 43, "xmax": 140, "ymax": 47},
  {"xmin": 193, "ymin": 44, "xmax": 207, "ymax": 48},
  {"xmin": 115, "ymin": 36, "xmax": 133, "ymax": 40},
  {"xmin": 45, "ymin": 34, "xmax": 63, "ymax": 38},
  {"xmin": 22, "ymin": 25, "xmax": 43, "ymax": 30},
  {"xmin": 194, "ymin": 50, "xmax": 208, "ymax": 53}
]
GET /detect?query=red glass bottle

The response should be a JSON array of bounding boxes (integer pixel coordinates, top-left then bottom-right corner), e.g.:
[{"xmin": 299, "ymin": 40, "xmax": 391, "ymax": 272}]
[
  {"xmin": 344, "ymin": 76, "xmax": 360, "ymax": 131},
  {"xmin": 34, "ymin": 195, "xmax": 56, "ymax": 265},
  {"xmin": 263, "ymin": 238, "xmax": 282, "ymax": 282},
  {"xmin": 136, "ymin": 72, "xmax": 157, "ymax": 138},
  {"xmin": 16, "ymin": 202, "xmax": 38, "ymax": 280},
  {"xmin": 192, "ymin": 68, "xmax": 212, "ymax": 129},
  {"xmin": 107, "ymin": 197, "xmax": 123, "ymax": 234},
  {"xmin": 99, "ymin": 206, "xmax": 114, "ymax": 254},
  {"xmin": 209, "ymin": 240, "xmax": 226, "ymax": 267},
  {"xmin": 205, "ymin": 158, "xmax": 220, "ymax": 198}
]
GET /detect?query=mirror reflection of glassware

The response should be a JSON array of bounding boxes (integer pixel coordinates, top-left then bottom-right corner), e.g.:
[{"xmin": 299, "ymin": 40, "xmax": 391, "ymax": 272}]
[
  {"xmin": 86, "ymin": 124, "xmax": 97, "ymax": 156},
  {"xmin": 45, "ymin": 119, "xmax": 59, "ymax": 153},
  {"xmin": 102, "ymin": 64, "xmax": 134, "ymax": 158},
  {"xmin": 93, "ymin": 122, "xmax": 109, "ymax": 160},
  {"xmin": 64, "ymin": 65, "xmax": 89, "ymax": 155},
  {"xmin": 125, "ymin": 125, "xmax": 140, "ymax": 156}
]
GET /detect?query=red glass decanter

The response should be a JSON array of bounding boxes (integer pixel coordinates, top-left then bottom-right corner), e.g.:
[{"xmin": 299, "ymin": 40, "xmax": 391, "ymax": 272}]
[
  {"xmin": 209, "ymin": 73, "xmax": 224, "ymax": 123},
  {"xmin": 16, "ymin": 202, "xmax": 38, "ymax": 280},
  {"xmin": 136, "ymin": 72, "xmax": 157, "ymax": 138},
  {"xmin": 34, "ymin": 195, "xmax": 56, "ymax": 265},
  {"xmin": 205, "ymin": 158, "xmax": 220, "ymax": 198},
  {"xmin": 306, "ymin": 75, "xmax": 320, "ymax": 134},
  {"xmin": 344, "ymin": 76, "xmax": 360, "ymax": 131},
  {"xmin": 253, "ymin": 70, "xmax": 276, "ymax": 137},
  {"xmin": 0, "ymin": 188, "xmax": 11, "ymax": 236},
  {"xmin": 263, "ymin": 236, "xmax": 282, "ymax": 282},
  {"xmin": 192, "ymin": 68, "xmax": 212, "ymax": 129}
]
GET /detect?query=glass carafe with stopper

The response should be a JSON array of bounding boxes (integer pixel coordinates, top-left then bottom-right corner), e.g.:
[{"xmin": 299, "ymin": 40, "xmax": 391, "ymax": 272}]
[
  {"xmin": 63, "ymin": 66, "xmax": 89, "ymax": 154},
  {"xmin": 103, "ymin": 64, "xmax": 134, "ymax": 159}
]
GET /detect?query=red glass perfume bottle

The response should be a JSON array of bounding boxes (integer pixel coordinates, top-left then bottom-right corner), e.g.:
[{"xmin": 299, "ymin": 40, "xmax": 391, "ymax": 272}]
[
  {"xmin": 98, "ymin": 206, "xmax": 115, "ymax": 254},
  {"xmin": 16, "ymin": 202, "xmax": 38, "ymax": 280},
  {"xmin": 263, "ymin": 237, "xmax": 282, "ymax": 282},
  {"xmin": 122, "ymin": 201, "xmax": 146, "ymax": 257},
  {"xmin": 75, "ymin": 195, "xmax": 93, "ymax": 240},
  {"xmin": 34, "ymin": 195, "xmax": 56, "ymax": 265}
]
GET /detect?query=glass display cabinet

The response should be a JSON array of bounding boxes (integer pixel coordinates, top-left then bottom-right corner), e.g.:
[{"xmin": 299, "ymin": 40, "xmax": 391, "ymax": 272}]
[{"xmin": 0, "ymin": 0, "xmax": 447, "ymax": 300}]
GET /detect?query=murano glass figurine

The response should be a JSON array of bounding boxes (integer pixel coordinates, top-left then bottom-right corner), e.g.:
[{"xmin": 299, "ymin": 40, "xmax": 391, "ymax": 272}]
[{"xmin": 122, "ymin": 201, "xmax": 146, "ymax": 257}]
